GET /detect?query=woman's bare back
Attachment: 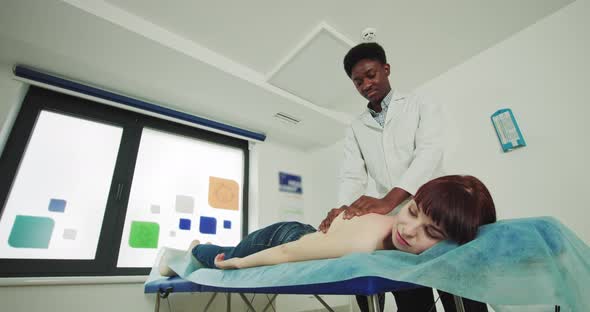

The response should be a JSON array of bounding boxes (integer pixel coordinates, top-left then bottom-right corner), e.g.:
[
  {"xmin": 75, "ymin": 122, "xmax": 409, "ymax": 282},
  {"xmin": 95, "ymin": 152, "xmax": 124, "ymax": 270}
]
[
  {"xmin": 292, "ymin": 212, "xmax": 396, "ymax": 259},
  {"xmin": 327, "ymin": 212, "xmax": 395, "ymax": 250}
]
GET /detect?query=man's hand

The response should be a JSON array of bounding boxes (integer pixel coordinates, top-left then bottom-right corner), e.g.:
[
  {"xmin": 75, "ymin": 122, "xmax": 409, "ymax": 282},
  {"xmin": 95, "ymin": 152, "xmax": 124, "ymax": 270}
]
[
  {"xmin": 214, "ymin": 253, "xmax": 242, "ymax": 270},
  {"xmin": 343, "ymin": 188, "xmax": 410, "ymax": 219},
  {"xmin": 318, "ymin": 206, "xmax": 347, "ymax": 233},
  {"xmin": 342, "ymin": 195, "xmax": 394, "ymax": 219}
]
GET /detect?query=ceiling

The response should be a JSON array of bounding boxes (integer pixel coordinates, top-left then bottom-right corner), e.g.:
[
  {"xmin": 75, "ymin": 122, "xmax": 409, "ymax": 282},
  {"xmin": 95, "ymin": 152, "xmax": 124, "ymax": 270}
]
[{"xmin": 0, "ymin": 0, "xmax": 575, "ymax": 149}]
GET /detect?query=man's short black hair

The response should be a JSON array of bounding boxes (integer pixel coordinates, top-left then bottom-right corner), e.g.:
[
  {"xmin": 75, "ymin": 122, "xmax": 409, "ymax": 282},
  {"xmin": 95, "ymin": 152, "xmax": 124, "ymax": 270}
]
[{"xmin": 343, "ymin": 42, "xmax": 387, "ymax": 78}]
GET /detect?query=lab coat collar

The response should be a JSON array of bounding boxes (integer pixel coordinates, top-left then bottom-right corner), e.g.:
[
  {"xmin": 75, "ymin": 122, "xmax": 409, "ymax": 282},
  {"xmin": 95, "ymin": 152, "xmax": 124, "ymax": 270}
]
[
  {"xmin": 384, "ymin": 90, "xmax": 406, "ymax": 125},
  {"xmin": 360, "ymin": 89, "xmax": 405, "ymax": 129},
  {"xmin": 360, "ymin": 110, "xmax": 381, "ymax": 129}
]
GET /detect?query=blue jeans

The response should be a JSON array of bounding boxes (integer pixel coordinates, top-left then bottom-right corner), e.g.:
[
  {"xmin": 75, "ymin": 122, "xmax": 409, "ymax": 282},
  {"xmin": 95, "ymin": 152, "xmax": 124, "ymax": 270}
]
[{"xmin": 192, "ymin": 222, "xmax": 317, "ymax": 268}]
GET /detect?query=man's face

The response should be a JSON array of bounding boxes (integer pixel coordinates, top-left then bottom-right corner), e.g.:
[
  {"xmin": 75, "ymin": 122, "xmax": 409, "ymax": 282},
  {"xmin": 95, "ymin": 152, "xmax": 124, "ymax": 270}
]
[{"xmin": 350, "ymin": 59, "xmax": 391, "ymax": 104}]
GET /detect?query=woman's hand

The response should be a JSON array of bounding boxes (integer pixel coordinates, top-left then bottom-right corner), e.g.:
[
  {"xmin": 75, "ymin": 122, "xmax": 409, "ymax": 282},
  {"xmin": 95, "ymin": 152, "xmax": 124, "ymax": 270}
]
[
  {"xmin": 214, "ymin": 253, "xmax": 242, "ymax": 270},
  {"xmin": 318, "ymin": 206, "xmax": 347, "ymax": 233},
  {"xmin": 342, "ymin": 195, "xmax": 394, "ymax": 219}
]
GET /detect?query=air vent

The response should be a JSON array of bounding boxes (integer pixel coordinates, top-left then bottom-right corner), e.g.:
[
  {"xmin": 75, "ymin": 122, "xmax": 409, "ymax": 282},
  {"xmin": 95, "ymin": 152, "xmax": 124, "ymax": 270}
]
[{"xmin": 273, "ymin": 112, "xmax": 301, "ymax": 125}]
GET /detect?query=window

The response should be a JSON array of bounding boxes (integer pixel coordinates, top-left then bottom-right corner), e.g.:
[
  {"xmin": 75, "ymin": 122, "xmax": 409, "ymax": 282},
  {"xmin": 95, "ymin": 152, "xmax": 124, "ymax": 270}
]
[
  {"xmin": 0, "ymin": 87, "xmax": 249, "ymax": 277},
  {"xmin": 117, "ymin": 128, "xmax": 245, "ymax": 268}
]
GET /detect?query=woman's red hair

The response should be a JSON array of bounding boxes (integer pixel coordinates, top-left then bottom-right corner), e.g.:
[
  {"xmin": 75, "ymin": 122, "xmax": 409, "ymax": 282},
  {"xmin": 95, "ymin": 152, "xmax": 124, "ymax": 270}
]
[{"xmin": 414, "ymin": 175, "xmax": 496, "ymax": 244}]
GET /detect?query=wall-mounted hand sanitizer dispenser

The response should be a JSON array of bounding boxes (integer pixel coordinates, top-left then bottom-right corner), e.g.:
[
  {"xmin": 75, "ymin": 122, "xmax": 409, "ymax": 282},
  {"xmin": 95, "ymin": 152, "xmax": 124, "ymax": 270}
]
[{"xmin": 491, "ymin": 108, "xmax": 526, "ymax": 152}]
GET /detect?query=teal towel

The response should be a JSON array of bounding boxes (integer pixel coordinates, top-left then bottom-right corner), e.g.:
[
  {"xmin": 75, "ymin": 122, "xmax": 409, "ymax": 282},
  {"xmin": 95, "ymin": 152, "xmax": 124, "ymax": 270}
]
[{"xmin": 147, "ymin": 217, "xmax": 590, "ymax": 311}]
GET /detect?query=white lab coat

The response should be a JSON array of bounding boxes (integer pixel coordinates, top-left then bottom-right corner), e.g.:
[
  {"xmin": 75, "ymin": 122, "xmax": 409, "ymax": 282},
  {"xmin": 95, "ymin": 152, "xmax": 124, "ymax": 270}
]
[{"xmin": 338, "ymin": 90, "xmax": 445, "ymax": 206}]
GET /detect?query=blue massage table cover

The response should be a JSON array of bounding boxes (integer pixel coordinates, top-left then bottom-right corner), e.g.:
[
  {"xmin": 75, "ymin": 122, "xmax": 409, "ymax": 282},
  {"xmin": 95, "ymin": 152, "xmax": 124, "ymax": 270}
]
[{"xmin": 145, "ymin": 217, "xmax": 590, "ymax": 311}]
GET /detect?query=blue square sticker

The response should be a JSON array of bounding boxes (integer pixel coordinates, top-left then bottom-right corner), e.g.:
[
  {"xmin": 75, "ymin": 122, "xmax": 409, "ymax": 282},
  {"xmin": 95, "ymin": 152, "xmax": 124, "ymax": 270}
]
[
  {"xmin": 223, "ymin": 220, "xmax": 231, "ymax": 229},
  {"xmin": 199, "ymin": 216, "xmax": 217, "ymax": 234},
  {"xmin": 179, "ymin": 218, "xmax": 191, "ymax": 230},
  {"xmin": 48, "ymin": 199, "xmax": 66, "ymax": 213}
]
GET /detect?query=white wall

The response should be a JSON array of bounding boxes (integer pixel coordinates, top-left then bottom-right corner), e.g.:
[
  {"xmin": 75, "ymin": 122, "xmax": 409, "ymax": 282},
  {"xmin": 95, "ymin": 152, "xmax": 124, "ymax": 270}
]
[
  {"xmin": 251, "ymin": 138, "xmax": 311, "ymax": 228},
  {"xmin": 251, "ymin": 138, "xmax": 351, "ymax": 311},
  {"xmin": 416, "ymin": 0, "xmax": 590, "ymax": 243},
  {"xmin": 302, "ymin": 140, "xmax": 343, "ymax": 224}
]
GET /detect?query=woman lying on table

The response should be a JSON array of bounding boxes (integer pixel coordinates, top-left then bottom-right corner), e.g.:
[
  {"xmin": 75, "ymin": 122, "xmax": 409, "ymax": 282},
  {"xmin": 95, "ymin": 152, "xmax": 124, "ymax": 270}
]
[{"xmin": 160, "ymin": 175, "xmax": 496, "ymax": 274}]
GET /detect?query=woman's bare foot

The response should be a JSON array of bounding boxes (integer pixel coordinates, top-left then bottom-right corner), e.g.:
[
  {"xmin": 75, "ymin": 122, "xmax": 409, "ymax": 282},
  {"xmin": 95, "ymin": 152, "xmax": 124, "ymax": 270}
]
[
  {"xmin": 159, "ymin": 249, "xmax": 177, "ymax": 277},
  {"xmin": 188, "ymin": 239, "xmax": 201, "ymax": 251},
  {"xmin": 159, "ymin": 240, "xmax": 202, "ymax": 276}
]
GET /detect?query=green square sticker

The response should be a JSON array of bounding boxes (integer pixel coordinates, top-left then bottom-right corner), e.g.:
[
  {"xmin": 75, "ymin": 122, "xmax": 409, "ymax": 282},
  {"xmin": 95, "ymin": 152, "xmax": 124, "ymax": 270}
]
[{"xmin": 129, "ymin": 221, "xmax": 159, "ymax": 248}]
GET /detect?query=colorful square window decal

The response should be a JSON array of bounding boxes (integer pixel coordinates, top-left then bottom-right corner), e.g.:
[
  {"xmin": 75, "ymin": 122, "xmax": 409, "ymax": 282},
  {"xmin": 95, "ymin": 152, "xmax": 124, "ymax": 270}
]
[
  {"xmin": 63, "ymin": 228, "xmax": 77, "ymax": 240},
  {"xmin": 199, "ymin": 216, "xmax": 217, "ymax": 235},
  {"xmin": 208, "ymin": 177, "xmax": 239, "ymax": 210},
  {"xmin": 8, "ymin": 215, "xmax": 55, "ymax": 249},
  {"xmin": 175, "ymin": 195, "xmax": 194, "ymax": 214},
  {"xmin": 129, "ymin": 221, "xmax": 159, "ymax": 248},
  {"xmin": 223, "ymin": 220, "xmax": 232, "ymax": 229},
  {"xmin": 179, "ymin": 218, "xmax": 191, "ymax": 230},
  {"xmin": 48, "ymin": 198, "xmax": 66, "ymax": 213}
]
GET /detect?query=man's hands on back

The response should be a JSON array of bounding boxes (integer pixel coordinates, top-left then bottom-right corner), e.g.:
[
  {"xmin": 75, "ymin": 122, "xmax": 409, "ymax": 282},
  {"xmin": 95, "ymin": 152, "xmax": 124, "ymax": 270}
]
[
  {"xmin": 319, "ymin": 188, "xmax": 410, "ymax": 232},
  {"xmin": 342, "ymin": 195, "xmax": 395, "ymax": 219},
  {"xmin": 343, "ymin": 188, "xmax": 410, "ymax": 219},
  {"xmin": 318, "ymin": 206, "xmax": 347, "ymax": 233},
  {"xmin": 317, "ymin": 197, "xmax": 393, "ymax": 233}
]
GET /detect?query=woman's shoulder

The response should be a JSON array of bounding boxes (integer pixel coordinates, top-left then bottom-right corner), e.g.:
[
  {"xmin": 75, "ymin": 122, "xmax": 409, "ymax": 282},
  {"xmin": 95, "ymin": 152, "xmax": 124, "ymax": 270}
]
[
  {"xmin": 325, "ymin": 213, "xmax": 393, "ymax": 251},
  {"xmin": 356, "ymin": 213, "xmax": 395, "ymax": 223},
  {"xmin": 329, "ymin": 213, "xmax": 393, "ymax": 235}
]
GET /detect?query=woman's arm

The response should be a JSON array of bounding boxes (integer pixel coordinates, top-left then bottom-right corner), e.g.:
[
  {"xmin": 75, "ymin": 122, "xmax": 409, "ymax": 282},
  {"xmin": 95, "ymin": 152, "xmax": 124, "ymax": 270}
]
[{"xmin": 215, "ymin": 231, "xmax": 376, "ymax": 269}]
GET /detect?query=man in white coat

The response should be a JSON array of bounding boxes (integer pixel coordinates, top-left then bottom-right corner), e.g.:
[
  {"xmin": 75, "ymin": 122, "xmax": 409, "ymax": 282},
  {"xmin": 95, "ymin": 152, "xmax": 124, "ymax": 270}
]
[{"xmin": 318, "ymin": 43, "xmax": 488, "ymax": 312}]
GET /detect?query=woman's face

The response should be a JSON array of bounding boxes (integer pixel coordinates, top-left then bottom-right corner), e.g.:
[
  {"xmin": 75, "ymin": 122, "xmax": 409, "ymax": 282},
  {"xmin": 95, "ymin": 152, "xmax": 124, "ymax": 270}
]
[{"xmin": 391, "ymin": 200, "xmax": 447, "ymax": 254}]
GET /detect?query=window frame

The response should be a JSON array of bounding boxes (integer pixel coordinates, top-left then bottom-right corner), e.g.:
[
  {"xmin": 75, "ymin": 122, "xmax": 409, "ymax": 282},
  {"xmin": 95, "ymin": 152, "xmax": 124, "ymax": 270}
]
[{"xmin": 0, "ymin": 86, "xmax": 249, "ymax": 277}]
